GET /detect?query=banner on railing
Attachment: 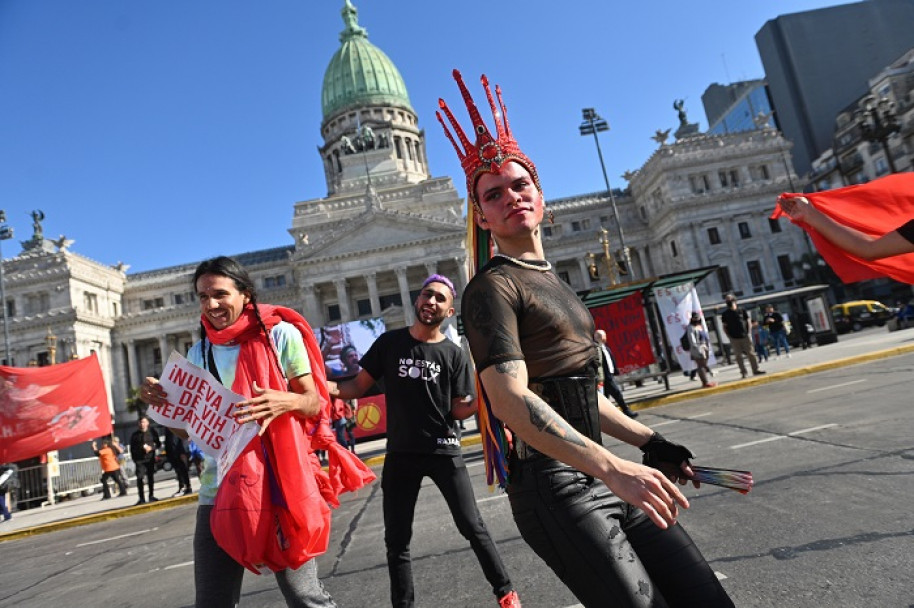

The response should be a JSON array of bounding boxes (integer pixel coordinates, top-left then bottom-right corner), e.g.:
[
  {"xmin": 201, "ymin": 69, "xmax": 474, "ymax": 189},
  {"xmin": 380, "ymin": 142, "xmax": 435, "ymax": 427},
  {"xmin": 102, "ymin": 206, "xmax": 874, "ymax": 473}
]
[{"xmin": 0, "ymin": 353, "xmax": 112, "ymax": 463}]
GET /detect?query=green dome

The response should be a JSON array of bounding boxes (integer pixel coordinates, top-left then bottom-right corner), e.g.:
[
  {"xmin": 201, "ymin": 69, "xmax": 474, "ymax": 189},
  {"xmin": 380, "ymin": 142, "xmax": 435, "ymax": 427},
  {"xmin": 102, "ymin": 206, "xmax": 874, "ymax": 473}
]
[{"xmin": 321, "ymin": 1, "xmax": 413, "ymax": 119}]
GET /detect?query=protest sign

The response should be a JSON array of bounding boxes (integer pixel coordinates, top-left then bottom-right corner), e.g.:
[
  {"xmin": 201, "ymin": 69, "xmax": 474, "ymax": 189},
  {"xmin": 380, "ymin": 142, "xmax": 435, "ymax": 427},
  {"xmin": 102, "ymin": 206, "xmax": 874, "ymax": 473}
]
[{"xmin": 146, "ymin": 351, "xmax": 258, "ymax": 483}]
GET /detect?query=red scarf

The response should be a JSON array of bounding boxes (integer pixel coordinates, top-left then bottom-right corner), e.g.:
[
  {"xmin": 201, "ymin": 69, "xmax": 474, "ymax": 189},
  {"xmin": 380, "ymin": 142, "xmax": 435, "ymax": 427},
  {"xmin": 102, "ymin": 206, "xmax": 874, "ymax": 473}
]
[
  {"xmin": 208, "ymin": 304, "xmax": 375, "ymax": 573},
  {"xmin": 772, "ymin": 173, "xmax": 914, "ymax": 284}
]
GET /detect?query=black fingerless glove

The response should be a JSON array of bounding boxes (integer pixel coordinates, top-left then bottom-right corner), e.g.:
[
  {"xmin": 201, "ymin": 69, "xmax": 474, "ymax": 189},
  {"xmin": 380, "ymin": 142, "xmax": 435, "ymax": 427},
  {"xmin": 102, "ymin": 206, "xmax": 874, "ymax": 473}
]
[{"xmin": 639, "ymin": 431, "xmax": 694, "ymax": 470}]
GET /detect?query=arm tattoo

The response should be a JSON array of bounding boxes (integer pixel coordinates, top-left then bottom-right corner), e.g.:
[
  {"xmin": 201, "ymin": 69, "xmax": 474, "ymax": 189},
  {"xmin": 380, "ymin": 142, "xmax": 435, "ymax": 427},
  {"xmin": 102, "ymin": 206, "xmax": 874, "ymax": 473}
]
[
  {"xmin": 523, "ymin": 395, "xmax": 586, "ymax": 448},
  {"xmin": 494, "ymin": 360, "xmax": 519, "ymax": 378}
]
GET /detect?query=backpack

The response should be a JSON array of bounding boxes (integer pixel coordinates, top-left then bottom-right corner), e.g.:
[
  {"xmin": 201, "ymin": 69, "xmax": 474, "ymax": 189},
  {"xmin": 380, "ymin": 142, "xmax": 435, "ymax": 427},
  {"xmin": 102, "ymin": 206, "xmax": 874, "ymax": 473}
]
[{"xmin": 679, "ymin": 331, "xmax": 690, "ymax": 350}]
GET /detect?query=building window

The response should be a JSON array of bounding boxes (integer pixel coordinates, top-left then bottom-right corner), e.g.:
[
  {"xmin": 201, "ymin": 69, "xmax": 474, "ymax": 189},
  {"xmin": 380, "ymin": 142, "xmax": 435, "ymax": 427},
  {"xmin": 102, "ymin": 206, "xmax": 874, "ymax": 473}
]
[
  {"xmin": 83, "ymin": 292, "xmax": 99, "ymax": 314},
  {"xmin": 379, "ymin": 293, "xmax": 402, "ymax": 310},
  {"xmin": 671, "ymin": 241, "xmax": 678, "ymax": 257},
  {"xmin": 356, "ymin": 299, "xmax": 372, "ymax": 317},
  {"xmin": 600, "ymin": 216, "xmax": 609, "ymax": 225},
  {"xmin": 26, "ymin": 293, "xmax": 50, "ymax": 315},
  {"xmin": 6, "ymin": 299, "xmax": 15, "ymax": 318},
  {"xmin": 543, "ymin": 226, "xmax": 553, "ymax": 238},
  {"xmin": 768, "ymin": 218, "xmax": 782, "ymax": 233},
  {"xmin": 738, "ymin": 222, "xmax": 752, "ymax": 239},
  {"xmin": 558, "ymin": 271, "xmax": 570, "ymax": 284},
  {"xmin": 777, "ymin": 255, "xmax": 795, "ymax": 284},
  {"xmin": 142, "ymin": 297, "xmax": 165, "ymax": 310},
  {"xmin": 572, "ymin": 219, "xmax": 591, "ymax": 232},
  {"xmin": 112, "ymin": 302, "xmax": 118, "ymax": 317},
  {"xmin": 875, "ymin": 157, "xmax": 889, "ymax": 176},
  {"xmin": 264, "ymin": 275, "xmax": 286, "ymax": 289},
  {"xmin": 717, "ymin": 267, "xmax": 733, "ymax": 293},
  {"xmin": 747, "ymin": 260, "xmax": 764, "ymax": 291},
  {"xmin": 707, "ymin": 227, "xmax": 721, "ymax": 245},
  {"xmin": 327, "ymin": 304, "xmax": 341, "ymax": 322},
  {"xmin": 394, "ymin": 136, "xmax": 403, "ymax": 159}
]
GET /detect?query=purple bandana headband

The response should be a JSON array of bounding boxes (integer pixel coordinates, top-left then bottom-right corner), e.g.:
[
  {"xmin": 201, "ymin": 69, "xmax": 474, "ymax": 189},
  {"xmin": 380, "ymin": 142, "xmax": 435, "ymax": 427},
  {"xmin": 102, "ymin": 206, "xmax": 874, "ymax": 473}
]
[{"xmin": 422, "ymin": 274, "xmax": 456, "ymax": 298}]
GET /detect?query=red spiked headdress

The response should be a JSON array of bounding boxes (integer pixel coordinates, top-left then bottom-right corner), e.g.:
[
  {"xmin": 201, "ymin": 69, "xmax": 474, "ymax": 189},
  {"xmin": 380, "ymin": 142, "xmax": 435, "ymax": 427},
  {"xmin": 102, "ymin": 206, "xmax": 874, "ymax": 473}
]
[{"xmin": 436, "ymin": 70, "xmax": 541, "ymax": 206}]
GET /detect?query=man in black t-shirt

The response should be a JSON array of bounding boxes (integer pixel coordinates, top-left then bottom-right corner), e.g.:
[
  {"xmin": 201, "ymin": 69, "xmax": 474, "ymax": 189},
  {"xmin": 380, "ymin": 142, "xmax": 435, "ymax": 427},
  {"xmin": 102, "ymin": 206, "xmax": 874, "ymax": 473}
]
[
  {"xmin": 721, "ymin": 294, "xmax": 765, "ymax": 378},
  {"xmin": 330, "ymin": 275, "xmax": 519, "ymax": 608}
]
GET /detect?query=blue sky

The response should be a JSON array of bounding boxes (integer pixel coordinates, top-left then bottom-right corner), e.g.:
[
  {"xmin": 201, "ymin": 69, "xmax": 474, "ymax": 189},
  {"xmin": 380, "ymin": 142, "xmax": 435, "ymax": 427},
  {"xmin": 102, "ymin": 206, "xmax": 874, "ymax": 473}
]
[{"xmin": 0, "ymin": 0, "xmax": 843, "ymax": 273}]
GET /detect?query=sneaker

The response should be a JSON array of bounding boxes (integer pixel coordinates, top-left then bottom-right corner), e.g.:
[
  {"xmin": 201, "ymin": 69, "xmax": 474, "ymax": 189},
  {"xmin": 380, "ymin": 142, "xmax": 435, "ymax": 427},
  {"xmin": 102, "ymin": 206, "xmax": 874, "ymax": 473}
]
[
  {"xmin": 753, "ymin": 370, "xmax": 767, "ymax": 376},
  {"xmin": 786, "ymin": 353, "xmax": 791, "ymax": 359},
  {"xmin": 622, "ymin": 408, "xmax": 639, "ymax": 419},
  {"xmin": 171, "ymin": 490, "xmax": 185, "ymax": 498},
  {"xmin": 498, "ymin": 590, "xmax": 521, "ymax": 608},
  {"xmin": 702, "ymin": 382, "xmax": 718, "ymax": 388},
  {"xmin": 135, "ymin": 499, "xmax": 147, "ymax": 506},
  {"xmin": 148, "ymin": 496, "xmax": 159, "ymax": 502},
  {"xmin": 182, "ymin": 488, "xmax": 194, "ymax": 496}
]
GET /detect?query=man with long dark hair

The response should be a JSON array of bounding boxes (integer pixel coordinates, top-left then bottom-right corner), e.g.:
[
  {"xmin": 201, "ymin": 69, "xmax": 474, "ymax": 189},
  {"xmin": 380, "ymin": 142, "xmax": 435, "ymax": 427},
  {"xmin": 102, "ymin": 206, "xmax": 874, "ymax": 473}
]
[{"xmin": 139, "ymin": 256, "xmax": 373, "ymax": 607}]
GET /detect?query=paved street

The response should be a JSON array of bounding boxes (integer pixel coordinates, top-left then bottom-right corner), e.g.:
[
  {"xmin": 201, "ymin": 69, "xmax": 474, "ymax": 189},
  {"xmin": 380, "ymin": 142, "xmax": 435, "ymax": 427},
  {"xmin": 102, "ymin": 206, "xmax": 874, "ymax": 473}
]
[{"xmin": 1, "ymin": 328, "xmax": 913, "ymax": 607}]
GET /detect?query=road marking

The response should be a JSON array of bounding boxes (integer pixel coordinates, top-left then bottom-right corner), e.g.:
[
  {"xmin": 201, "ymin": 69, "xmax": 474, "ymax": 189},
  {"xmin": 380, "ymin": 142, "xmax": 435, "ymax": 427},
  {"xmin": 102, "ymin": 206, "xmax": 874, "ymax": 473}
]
[
  {"xmin": 687, "ymin": 412, "xmax": 712, "ymax": 419},
  {"xmin": 731, "ymin": 423, "xmax": 838, "ymax": 449},
  {"xmin": 652, "ymin": 420, "xmax": 680, "ymax": 427},
  {"xmin": 715, "ymin": 571, "xmax": 728, "ymax": 581},
  {"xmin": 807, "ymin": 379, "xmax": 867, "ymax": 393},
  {"xmin": 76, "ymin": 527, "xmax": 158, "ymax": 547},
  {"xmin": 731, "ymin": 436, "xmax": 783, "ymax": 449},
  {"xmin": 477, "ymin": 494, "xmax": 508, "ymax": 504},
  {"xmin": 788, "ymin": 424, "xmax": 838, "ymax": 436},
  {"xmin": 164, "ymin": 560, "xmax": 194, "ymax": 570}
]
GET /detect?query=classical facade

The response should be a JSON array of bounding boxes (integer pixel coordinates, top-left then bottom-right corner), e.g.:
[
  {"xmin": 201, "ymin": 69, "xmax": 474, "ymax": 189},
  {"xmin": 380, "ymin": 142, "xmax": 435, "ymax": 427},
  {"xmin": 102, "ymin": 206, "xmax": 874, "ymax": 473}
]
[
  {"xmin": 1, "ymin": 1, "xmax": 807, "ymax": 437},
  {"xmin": 541, "ymin": 126, "xmax": 806, "ymax": 301}
]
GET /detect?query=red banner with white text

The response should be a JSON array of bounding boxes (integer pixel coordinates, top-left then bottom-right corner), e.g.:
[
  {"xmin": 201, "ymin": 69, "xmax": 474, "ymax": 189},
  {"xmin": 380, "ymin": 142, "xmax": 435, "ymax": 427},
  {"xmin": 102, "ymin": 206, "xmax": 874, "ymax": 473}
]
[
  {"xmin": 590, "ymin": 292, "xmax": 655, "ymax": 374},
  {"xmin": 0, "ymin": 354, "xmax": 112, "ymax": 462}
]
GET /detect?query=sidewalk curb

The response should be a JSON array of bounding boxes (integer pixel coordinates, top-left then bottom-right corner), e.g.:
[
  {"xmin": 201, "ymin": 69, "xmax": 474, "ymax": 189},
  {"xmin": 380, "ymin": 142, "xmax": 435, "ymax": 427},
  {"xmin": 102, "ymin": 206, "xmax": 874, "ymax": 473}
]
[
  {"xmin": 3, "ymin": 342, "xmax": 912, "ymax": 543},
  {"xmin": 628, "ymin": 342, "xmax": 914, "ymax": 413},
  {"xmin": 0, "ymin": 493, "xmax": 198, "ymax": 543}
]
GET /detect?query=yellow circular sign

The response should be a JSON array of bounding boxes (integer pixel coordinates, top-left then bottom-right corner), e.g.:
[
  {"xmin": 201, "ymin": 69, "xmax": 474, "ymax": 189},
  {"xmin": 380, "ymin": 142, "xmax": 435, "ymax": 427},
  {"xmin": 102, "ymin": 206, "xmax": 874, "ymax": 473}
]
[{"xmin": 356, "ymin": 403, "xmax": 382, "ymax": 430}]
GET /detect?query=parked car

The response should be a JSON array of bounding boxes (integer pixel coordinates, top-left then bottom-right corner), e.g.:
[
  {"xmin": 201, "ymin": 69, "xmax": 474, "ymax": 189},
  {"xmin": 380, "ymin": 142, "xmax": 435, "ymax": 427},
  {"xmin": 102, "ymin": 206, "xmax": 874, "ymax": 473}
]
[{"xmin": 830, "ymin": 300, "xmax": 894, "ymax": 333}]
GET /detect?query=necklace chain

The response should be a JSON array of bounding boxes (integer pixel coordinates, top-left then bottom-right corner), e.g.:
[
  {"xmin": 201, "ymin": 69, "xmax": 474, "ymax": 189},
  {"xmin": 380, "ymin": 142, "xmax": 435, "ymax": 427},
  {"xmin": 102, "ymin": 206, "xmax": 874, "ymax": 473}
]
[{"xmin": 493, "ymin": 253, "xmax": 552, "ymax": 271}]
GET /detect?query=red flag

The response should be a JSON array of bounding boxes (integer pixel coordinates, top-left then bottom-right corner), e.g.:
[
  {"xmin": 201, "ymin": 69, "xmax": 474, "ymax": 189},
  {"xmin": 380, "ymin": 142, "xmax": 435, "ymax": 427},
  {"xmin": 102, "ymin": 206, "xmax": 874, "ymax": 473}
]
[
  {"xmin": 0, "ymin": 354, "xmax": 112, "ymax": 462},
  {"xmin": 591, "ymin": 292, "xmax": 656, "ymax": 374},
  {"xmin": 772, "ymin": 173, "xmax": 914, "ymax": 284}
]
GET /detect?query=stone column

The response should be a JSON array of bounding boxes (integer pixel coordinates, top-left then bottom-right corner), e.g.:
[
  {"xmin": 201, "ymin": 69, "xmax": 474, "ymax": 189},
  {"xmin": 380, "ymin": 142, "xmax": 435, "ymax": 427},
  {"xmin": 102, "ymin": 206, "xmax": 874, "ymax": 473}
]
[
  {"xmin": 301, "ymin": 282, "xmax": 321, "ymax": 324},
  {"xmin": 158, "ymin": 335, "xmax": 170, "ymax": 373},
  {"xmin": 395, "ymin": 267, "xmax": 413, "ymax": 325},
  {"xmin": 334, "ymin": 279, "xmax": 352, "ymax": 322},
  {"xmin": 578, "ymin": 258, "xmax": 594, "ymax": 288},
  {"xmin": 125, "ymin": 339, "xmax": 139, "ymax": 390},
  {"xmin": 424, "ymin": 261, "xmax": 437, "ymax": 279},
  {"xmin": 453, "ymin": 257, "xmax": 469, "ymax": 294},
  {"xmin": 366, "ymin": 272, "xmax": 381, "ymax": 317}
]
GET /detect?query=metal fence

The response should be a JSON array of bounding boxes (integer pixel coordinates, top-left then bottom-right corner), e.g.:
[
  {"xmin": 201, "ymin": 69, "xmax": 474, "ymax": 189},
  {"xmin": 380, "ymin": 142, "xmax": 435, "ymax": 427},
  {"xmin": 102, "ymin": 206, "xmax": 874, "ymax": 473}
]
[{"xmin": 14, "ymin": 456, "xmax": 137, "ymax": 510}]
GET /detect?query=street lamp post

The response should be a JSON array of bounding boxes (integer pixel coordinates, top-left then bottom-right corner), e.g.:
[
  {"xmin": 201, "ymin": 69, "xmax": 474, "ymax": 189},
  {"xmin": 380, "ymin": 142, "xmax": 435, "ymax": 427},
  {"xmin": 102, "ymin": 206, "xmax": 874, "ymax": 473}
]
[
  {"xmin": 579, "ymin": 108, "xmax": 633, "ymax": 281},
  {"xmin": 857, "ymin": 95, "xmax": 901, "ymax": 174},
  {"xmin": 0, "ymin": 211, "xmax": 13, "ymax": 365}
]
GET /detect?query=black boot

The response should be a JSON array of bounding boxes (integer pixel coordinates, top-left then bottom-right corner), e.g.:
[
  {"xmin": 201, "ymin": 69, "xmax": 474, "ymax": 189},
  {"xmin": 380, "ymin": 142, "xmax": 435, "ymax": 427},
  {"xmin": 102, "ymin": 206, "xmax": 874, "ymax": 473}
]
[{"xmin": 621, "ymin": 405, "xmax": 639, "ymax": 419}]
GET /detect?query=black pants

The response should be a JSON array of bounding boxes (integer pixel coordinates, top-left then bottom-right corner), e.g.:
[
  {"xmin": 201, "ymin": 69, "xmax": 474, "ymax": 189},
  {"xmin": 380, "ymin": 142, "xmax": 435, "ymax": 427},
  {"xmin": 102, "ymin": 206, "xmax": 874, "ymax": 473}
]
[
  {"xmin": 134, "ymin": 460, "xmax": 156, "ymax": 501},
  {"xmin": 100, "ymin": 470, "xmax": 127, "ymax": 497},
  {"xmin": 381, "ymin": 452, "xmax": 512, "ymax": 607},
  {"xmin": 603, "ymin": 374, "xmax": 627, "ymax": 408},
  {"xmin": 508, "ymin": 456, "xmax": 734, "ymax": 608},
  {"xmin": 169, "ymin": 455, "xmax": 191, "ymax": 492}
]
